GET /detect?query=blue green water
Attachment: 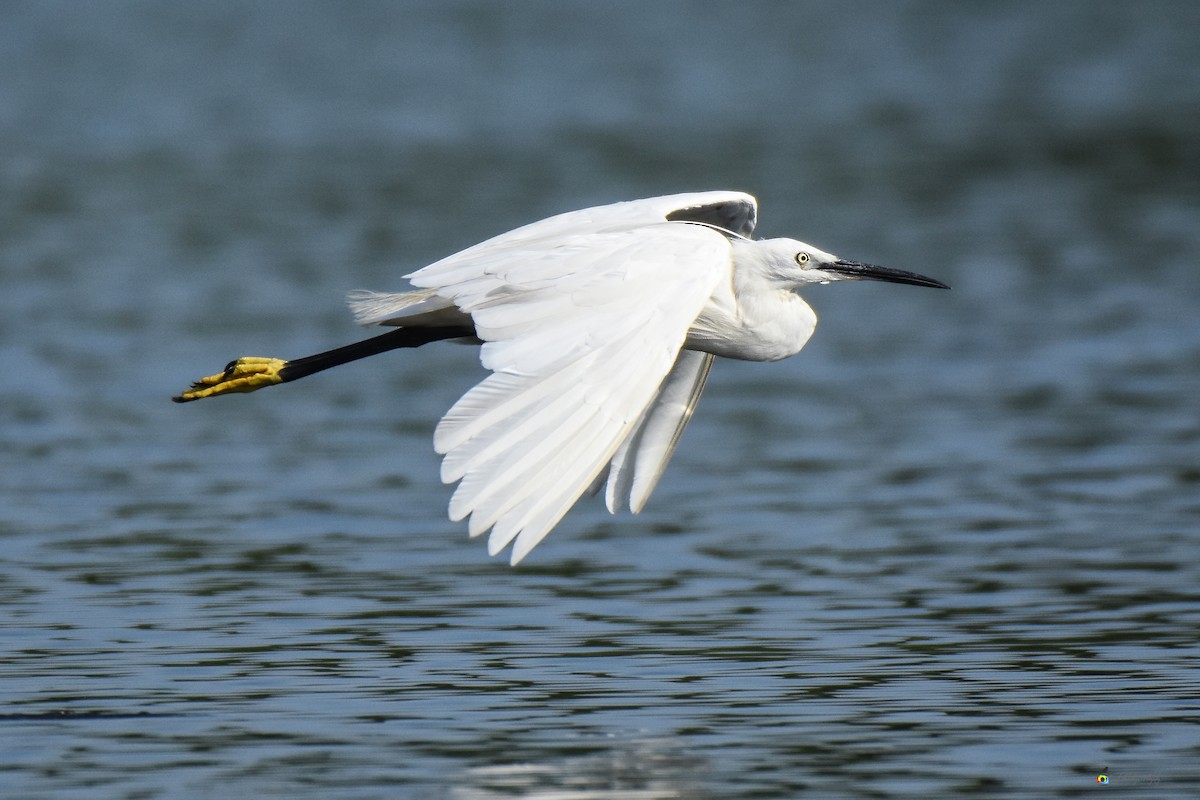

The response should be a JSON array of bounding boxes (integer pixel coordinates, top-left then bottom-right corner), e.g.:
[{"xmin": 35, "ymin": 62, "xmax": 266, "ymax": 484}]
[{"xmin": 2, "ymin": 2, "xmax": 1198, "ymax": 797}]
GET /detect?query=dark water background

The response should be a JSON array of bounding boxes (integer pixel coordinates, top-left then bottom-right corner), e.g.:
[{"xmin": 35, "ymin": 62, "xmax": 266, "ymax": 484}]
[{"xmin": 2, "ymin": 2, "xmax": 1198, "ymax": 797}]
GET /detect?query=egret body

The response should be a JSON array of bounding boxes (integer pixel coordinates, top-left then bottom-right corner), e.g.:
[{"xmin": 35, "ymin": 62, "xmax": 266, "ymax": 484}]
[{"xmin": 175, "ymin": 191, "xmax": 948, "ymax": 564}]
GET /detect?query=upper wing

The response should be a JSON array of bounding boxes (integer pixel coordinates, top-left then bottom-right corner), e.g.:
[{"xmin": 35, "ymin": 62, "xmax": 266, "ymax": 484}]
[
  {"xmin": 431, "ymin": 191, "xmax": 756, "ymax": 261},
  {"xmin": 665, "ymin": 195, "xmax": 757, "ymax": 238},
  {"xmin": 407, "ymin": 221, "xmax": 732, "ymax": 563},
  {"xmin": 349, "ymin": 191, "xmax": 756, "ymax": 329}
]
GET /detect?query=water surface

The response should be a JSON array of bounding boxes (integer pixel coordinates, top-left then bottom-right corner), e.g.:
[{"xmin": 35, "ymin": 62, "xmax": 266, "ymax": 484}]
[{"xmin": 2, "ymin": 3, "xmax": 1199, "ymax": 797}]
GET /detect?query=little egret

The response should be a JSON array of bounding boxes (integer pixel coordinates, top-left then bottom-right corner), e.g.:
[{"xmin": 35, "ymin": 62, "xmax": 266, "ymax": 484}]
[{"xmin": 175, "ymin": 191, "xmax": 948, "ymax": 564}]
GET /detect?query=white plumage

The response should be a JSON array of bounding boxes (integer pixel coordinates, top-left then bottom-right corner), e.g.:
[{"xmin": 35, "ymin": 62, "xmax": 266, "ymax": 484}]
[
  {"xmin": 344, "ymin": 191, "xmax": 947, "ymax": 563},
  {"xmin": 179, "ymin": 191, "xmax": 947, "ymax": 564}
]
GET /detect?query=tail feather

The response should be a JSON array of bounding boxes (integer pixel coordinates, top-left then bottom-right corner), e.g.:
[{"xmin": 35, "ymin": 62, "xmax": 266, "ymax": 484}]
[{"xmin": 347, "ymin": 288, "xmax": 462, "ymax": 327}]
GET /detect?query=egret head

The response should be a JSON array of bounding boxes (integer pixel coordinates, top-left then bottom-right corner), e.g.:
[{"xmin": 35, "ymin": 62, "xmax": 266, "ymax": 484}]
[{"xmin": 751, "ymin": 238, "xmax": 950, "ymax": 290}]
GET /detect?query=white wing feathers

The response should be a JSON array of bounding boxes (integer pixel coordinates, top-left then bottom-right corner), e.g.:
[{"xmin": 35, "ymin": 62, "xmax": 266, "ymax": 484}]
[
  {"xmin": 604, "ymin": 349, "xmax": 715, "ymax": 514},
  {"xmin": 348, "ymin": 191, "xmax": 757, "ymax": 563},
  {"xmin": 348, "ymin": 191, "xmax": 754, "ymax": 330},
  {"xmin": 407, "ymin": 222, "xmax": 731, "ymax": 563}
]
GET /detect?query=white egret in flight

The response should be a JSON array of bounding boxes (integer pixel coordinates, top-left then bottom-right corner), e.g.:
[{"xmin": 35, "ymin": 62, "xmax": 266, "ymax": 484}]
[{"xmin": 175, "ymin": 191, "xmax": 948, "ymax": 564}]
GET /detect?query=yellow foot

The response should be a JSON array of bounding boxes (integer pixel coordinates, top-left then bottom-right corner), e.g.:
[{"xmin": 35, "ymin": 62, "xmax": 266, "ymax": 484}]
[{"xmin": 173, "ymin": 357, "xmax": 287, "ymax": 402}]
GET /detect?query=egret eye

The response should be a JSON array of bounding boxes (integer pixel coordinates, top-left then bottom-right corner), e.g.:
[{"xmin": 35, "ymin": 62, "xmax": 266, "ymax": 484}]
[{"xmin": 794, "ymin": 252, "xmax": 811, "ymax": 266}]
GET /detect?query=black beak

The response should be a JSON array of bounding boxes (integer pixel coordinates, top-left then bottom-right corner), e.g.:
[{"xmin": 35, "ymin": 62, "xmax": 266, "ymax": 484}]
[{"xmin": 825, "ymin": 259, "xmax": 950, "ymax": 290}]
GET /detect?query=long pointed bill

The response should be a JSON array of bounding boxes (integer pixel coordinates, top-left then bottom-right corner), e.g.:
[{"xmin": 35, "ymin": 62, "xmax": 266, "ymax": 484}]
[{"xmin": 825, "ymin": 259, "xmax": 950, "ymax": 289}]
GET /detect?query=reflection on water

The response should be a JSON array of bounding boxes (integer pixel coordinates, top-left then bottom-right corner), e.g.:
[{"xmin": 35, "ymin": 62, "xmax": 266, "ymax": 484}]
[
  {"xmin": 449, "ymin": 738, "xmax": 706, "ymax": 800},
  {"xmin": 2, "ymin": 2, "xmax": 1199, "ymax": 798}
]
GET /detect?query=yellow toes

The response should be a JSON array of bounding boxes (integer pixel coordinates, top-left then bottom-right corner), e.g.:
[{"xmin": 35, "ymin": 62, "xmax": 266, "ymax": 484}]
[{"xmin": 173, "ymin": 357, "xmax": 287, "ymax": 402}]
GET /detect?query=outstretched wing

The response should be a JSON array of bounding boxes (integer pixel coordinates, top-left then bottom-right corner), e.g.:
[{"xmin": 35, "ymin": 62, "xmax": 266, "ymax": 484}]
[{"xmin": 407, "ymin": 219, "xmax": 733, "ymax": 564}]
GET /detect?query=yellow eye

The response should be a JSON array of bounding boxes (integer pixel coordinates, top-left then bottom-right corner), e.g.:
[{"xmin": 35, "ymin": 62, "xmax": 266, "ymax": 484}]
[{"xmin": 794, "ymin": 252, "xmax": 810, "ymax": 265}]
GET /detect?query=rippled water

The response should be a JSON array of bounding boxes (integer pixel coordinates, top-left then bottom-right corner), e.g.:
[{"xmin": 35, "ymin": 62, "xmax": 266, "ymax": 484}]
[{"xmin": 2, "ymin": 2, "xmax": 1199, "ymax": 797}]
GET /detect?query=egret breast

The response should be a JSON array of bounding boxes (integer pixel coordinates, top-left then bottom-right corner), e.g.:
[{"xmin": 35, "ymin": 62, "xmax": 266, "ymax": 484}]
[{"xmin": 686, "ymin": 287, "xmax": 817, "ymax": 362}]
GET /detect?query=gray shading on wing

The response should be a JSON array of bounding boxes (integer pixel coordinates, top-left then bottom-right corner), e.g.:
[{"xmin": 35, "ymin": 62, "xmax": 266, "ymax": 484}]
[{"xmin": 665, "ymin": 196, "xmax": 757, "ymax": 238}]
